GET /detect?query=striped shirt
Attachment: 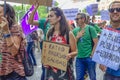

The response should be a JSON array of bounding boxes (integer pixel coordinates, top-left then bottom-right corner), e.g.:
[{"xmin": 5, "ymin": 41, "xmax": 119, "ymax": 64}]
[{"xmin": 0, "ymin": 24, "xmax": 25, "ymax": 76}]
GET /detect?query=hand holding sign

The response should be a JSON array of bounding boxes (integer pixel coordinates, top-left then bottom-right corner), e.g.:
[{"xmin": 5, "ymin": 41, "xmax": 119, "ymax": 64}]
[
  {"xmin": 42, "ymin": 41, "xmax": 70, "ymax": 71},
  {"xmin": 29, "ymin": 0, "xmax": 53, "ymax": 7},
  {"xmin": 99, "ymin": 64, "xmax": 106, "ymax": 72},
  {"xmin": 2, "ymin": 0, "xmax": 53, "ymax": 7},
  {"xmin": 34, "ymin": 0, "xmax": 40, "ymax": 9},
  {"xmin": 92, "ymin": 28, "xmax": 120, "ymax": 70},
  {"xmin": 66, "ymin": 53, "xmax": 72, "ymax": 61}
]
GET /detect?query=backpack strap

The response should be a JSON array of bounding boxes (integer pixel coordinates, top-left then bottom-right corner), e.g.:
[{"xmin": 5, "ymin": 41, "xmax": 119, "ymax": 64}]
[
  {"xmin": 43, "ymin": 20, "xmax": 48, "ymax": 29},
  {"xmin": 66, "ymin": 31, "xmax": 69, "ymax": 44},
  {"xmin": 89, "ymin": 27, "xmax": 94, "ymax": 49}
]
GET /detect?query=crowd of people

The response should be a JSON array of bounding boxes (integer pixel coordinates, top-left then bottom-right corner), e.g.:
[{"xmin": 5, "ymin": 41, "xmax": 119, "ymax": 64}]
[{"xmin": 0, "ymin": 0, "xmax": 120, "ymax": 80}]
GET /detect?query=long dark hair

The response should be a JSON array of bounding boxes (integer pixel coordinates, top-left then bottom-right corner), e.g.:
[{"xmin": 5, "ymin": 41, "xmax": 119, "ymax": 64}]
[
  {"xmin": 47, "ymin": 7, "xmax": 69, "ymax": 39},
  {"xmin": 0, "ymin": 3, "xmax": 16, "ymax": 29}
]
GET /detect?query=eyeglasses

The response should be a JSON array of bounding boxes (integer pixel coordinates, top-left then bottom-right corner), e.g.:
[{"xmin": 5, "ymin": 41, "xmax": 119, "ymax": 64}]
[
  {"xmin": 108, "ymin": 8, "xmax": 120, "ymax": 13},
  {"xmin": 75, "ymin": 18, "xmax": 82, "ymax": 21}
]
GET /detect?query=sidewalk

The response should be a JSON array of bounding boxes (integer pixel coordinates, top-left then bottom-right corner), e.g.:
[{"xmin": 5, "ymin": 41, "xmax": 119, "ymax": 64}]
[{"xmin": 27, "ymin": 49, "xmax": 42, "ymax": 80}]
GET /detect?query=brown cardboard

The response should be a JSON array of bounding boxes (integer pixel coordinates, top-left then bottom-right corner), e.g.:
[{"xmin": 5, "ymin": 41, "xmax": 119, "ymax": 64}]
[
  {"xmin": 2, "ymin": 0, "xmax": 53, "ymax": 7},
  {"xmin": 41, "ymin": 41, "xmax": 70, "ymax": 71},
  {"xmin": 29, "ymin": 0, "xmax": 53, "ymax": 7}
]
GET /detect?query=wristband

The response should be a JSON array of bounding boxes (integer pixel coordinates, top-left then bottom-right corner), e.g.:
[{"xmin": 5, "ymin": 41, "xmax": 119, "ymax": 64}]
[{"xmin": 3, "ymin": 34, "xmax": 11, "ymax": 38}]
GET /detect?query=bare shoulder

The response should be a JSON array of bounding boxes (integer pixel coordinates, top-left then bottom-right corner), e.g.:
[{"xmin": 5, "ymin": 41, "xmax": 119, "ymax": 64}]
[{"xmin": 69, "ymin": 31, "xmax": 75, "ymax": 38}]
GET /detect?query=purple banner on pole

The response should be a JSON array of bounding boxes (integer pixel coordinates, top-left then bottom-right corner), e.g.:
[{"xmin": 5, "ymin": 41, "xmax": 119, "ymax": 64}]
[{"xmin": 20, "ymin": 6, "xmax": 39, "ymax": 35}]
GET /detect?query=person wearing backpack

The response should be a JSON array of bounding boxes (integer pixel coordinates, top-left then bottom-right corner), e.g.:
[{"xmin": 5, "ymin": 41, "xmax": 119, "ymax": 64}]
[
  {"xmin": 73, "ymin": 13, "xmax": 98, "ymax": 80},
  {"xmin": 86, "ymin": 14, "xmax": 102, "ymax": 36}
]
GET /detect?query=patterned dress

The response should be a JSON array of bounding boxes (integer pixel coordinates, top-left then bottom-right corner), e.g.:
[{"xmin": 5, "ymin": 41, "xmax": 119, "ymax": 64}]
[
  {"xmin": 0, "ymin": 24, "xmax": 25, "ymax": 76},
  {"xmin": 45, "ymin": 34, "xmax": 75, "ymax": 80}
]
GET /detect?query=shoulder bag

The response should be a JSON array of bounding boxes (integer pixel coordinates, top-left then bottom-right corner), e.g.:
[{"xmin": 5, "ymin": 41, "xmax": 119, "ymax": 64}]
[{"xmin": 20, "ymin": 48, "xmax": 34, "ymax": 77}]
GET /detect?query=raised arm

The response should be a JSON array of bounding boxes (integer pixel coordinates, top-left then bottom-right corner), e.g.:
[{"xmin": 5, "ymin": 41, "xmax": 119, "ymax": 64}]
[{"xmin": 28, "ymin": 2, "xmax": 39, "ymax": 26}]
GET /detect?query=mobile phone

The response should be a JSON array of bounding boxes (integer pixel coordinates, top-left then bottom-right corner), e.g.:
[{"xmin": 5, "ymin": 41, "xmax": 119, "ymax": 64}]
[{"xmin": 4, "ymin": 0, "xmax": 6, "ymax": 17}]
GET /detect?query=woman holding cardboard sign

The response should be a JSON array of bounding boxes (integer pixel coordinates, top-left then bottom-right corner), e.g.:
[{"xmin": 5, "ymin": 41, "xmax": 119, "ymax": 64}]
[
  {"xmin": 28, "ymin": 1, "xmax": 77, "ymax": 80},
  {"xmin": 0, "ymin": 3, "xmax": 27, "ymax": 80},
  {"xmin": 45, "ymin": 7, "xmax": 77, "ymax": 80}
]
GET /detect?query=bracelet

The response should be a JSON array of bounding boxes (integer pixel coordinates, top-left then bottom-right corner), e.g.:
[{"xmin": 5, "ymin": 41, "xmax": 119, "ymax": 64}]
[{"xmin": 3, "ymin": 34, "xmax": 11, "ymax": 38}]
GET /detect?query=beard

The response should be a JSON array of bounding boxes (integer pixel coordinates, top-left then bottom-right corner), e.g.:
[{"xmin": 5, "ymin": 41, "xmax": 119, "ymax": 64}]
[{"xmin": 110, "ymin": 16, "xmax": 120, "ymax": 23}]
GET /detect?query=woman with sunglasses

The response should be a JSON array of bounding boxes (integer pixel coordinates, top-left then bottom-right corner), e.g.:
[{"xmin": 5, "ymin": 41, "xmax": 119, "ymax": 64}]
[{"xmin": 99, "ymin": 1, "xmax": 120, "ymax": 80}]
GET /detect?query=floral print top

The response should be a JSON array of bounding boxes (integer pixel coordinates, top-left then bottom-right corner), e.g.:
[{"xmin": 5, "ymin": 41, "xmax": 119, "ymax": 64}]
[{"xmin": 51, "ymin": 34, "xmax": 67, "ymax": 44}]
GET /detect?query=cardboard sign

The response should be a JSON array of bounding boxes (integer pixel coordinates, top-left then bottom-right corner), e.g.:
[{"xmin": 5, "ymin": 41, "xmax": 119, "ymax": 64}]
[
  {"xmin": 2, "ymin": 0, "xmax": 53, "ymax": 7},
  {"xmin": 1, "ymin": 0, "xmax": 29, "ymax": 4},
  {"xmin": 92, "ymin": 28, "xmax": 120, "ymax": 70},
  {"xmin": 29, "ymin": 0, "xmax": 53, "ymax": 7},
  {"xmin": 42, "ymin": 41, "xmax": 70, "ymax": 71}
]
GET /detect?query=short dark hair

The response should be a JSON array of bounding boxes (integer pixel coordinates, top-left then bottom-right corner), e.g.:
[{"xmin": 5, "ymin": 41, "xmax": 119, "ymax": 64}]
[
  {"xmin": 109, "ymin": 1, "xmax": 120, "ymax": 9},
  {"xmin": 77, "ymin": 13, "xmax": 87, "ymax": 22}
]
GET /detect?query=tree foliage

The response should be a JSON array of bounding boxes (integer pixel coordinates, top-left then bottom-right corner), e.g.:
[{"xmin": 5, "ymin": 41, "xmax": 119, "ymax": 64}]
[
  {"xmin": 13, "ymin": 1, "xmax": 58, "ymax": 23},
  {"xmin": 13, "ymin": 5, "xmax": 48, "ymax": 22}
]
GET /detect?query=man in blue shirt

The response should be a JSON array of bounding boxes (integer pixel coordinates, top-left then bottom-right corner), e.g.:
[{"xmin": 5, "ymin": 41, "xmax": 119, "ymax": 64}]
[{"xmin": 100, "ymin": 1, "xmax": 120, "ymax": 80}]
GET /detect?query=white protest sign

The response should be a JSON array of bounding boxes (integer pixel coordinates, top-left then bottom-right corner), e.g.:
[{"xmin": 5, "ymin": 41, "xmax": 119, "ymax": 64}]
[
  {"xmin": 86, "ymin": 3, "xmax": 98, "ymax": 16},
  {"xmin": 100, "ymin": 10, "xmax": 110, "ymax": 20},
  {"xmin": 92, "ymin": 28, "xmax": 120, "ymax": 70},
  {"xmin": 63, "ymin": 8, "xmax": 78, "ymax": 20}
]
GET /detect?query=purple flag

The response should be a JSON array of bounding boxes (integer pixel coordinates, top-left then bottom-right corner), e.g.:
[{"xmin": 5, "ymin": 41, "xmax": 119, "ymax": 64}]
[{"xmin": 20, "ymin": 6, "xmax": 39, "ymax": 35}]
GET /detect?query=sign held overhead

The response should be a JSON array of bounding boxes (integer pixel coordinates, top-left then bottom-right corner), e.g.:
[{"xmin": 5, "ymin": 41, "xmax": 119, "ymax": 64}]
[
  {"xmin": 29, "ymin": 0, "xmax": 53, "ymax": 7},
  {"xmin": 1, "ymin": 0, "xmax": 53, "ymax": 7}
]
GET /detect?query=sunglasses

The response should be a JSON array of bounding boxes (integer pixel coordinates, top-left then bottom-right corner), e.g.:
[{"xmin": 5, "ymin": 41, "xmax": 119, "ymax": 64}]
[
  {"xmin": 75, "ymin": 18, "xmax": 82, "ymax": 21},
  {"xmin": 108, "ymin": 8, "xmax": 120, "ymax": 13}
]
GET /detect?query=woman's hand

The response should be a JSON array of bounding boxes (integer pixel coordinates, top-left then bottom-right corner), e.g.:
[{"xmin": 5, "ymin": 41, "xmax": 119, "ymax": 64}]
[
  {"xmin": 34, "ymin": 0, "xmax": 39, "ymax": 9},
  {"xmin": 0, "ymin": 17, "xmax": 9, "ymax": 34},
  {"xmin": 66, "ymin": 53, "xmax": 72, "ymax": 61}
]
